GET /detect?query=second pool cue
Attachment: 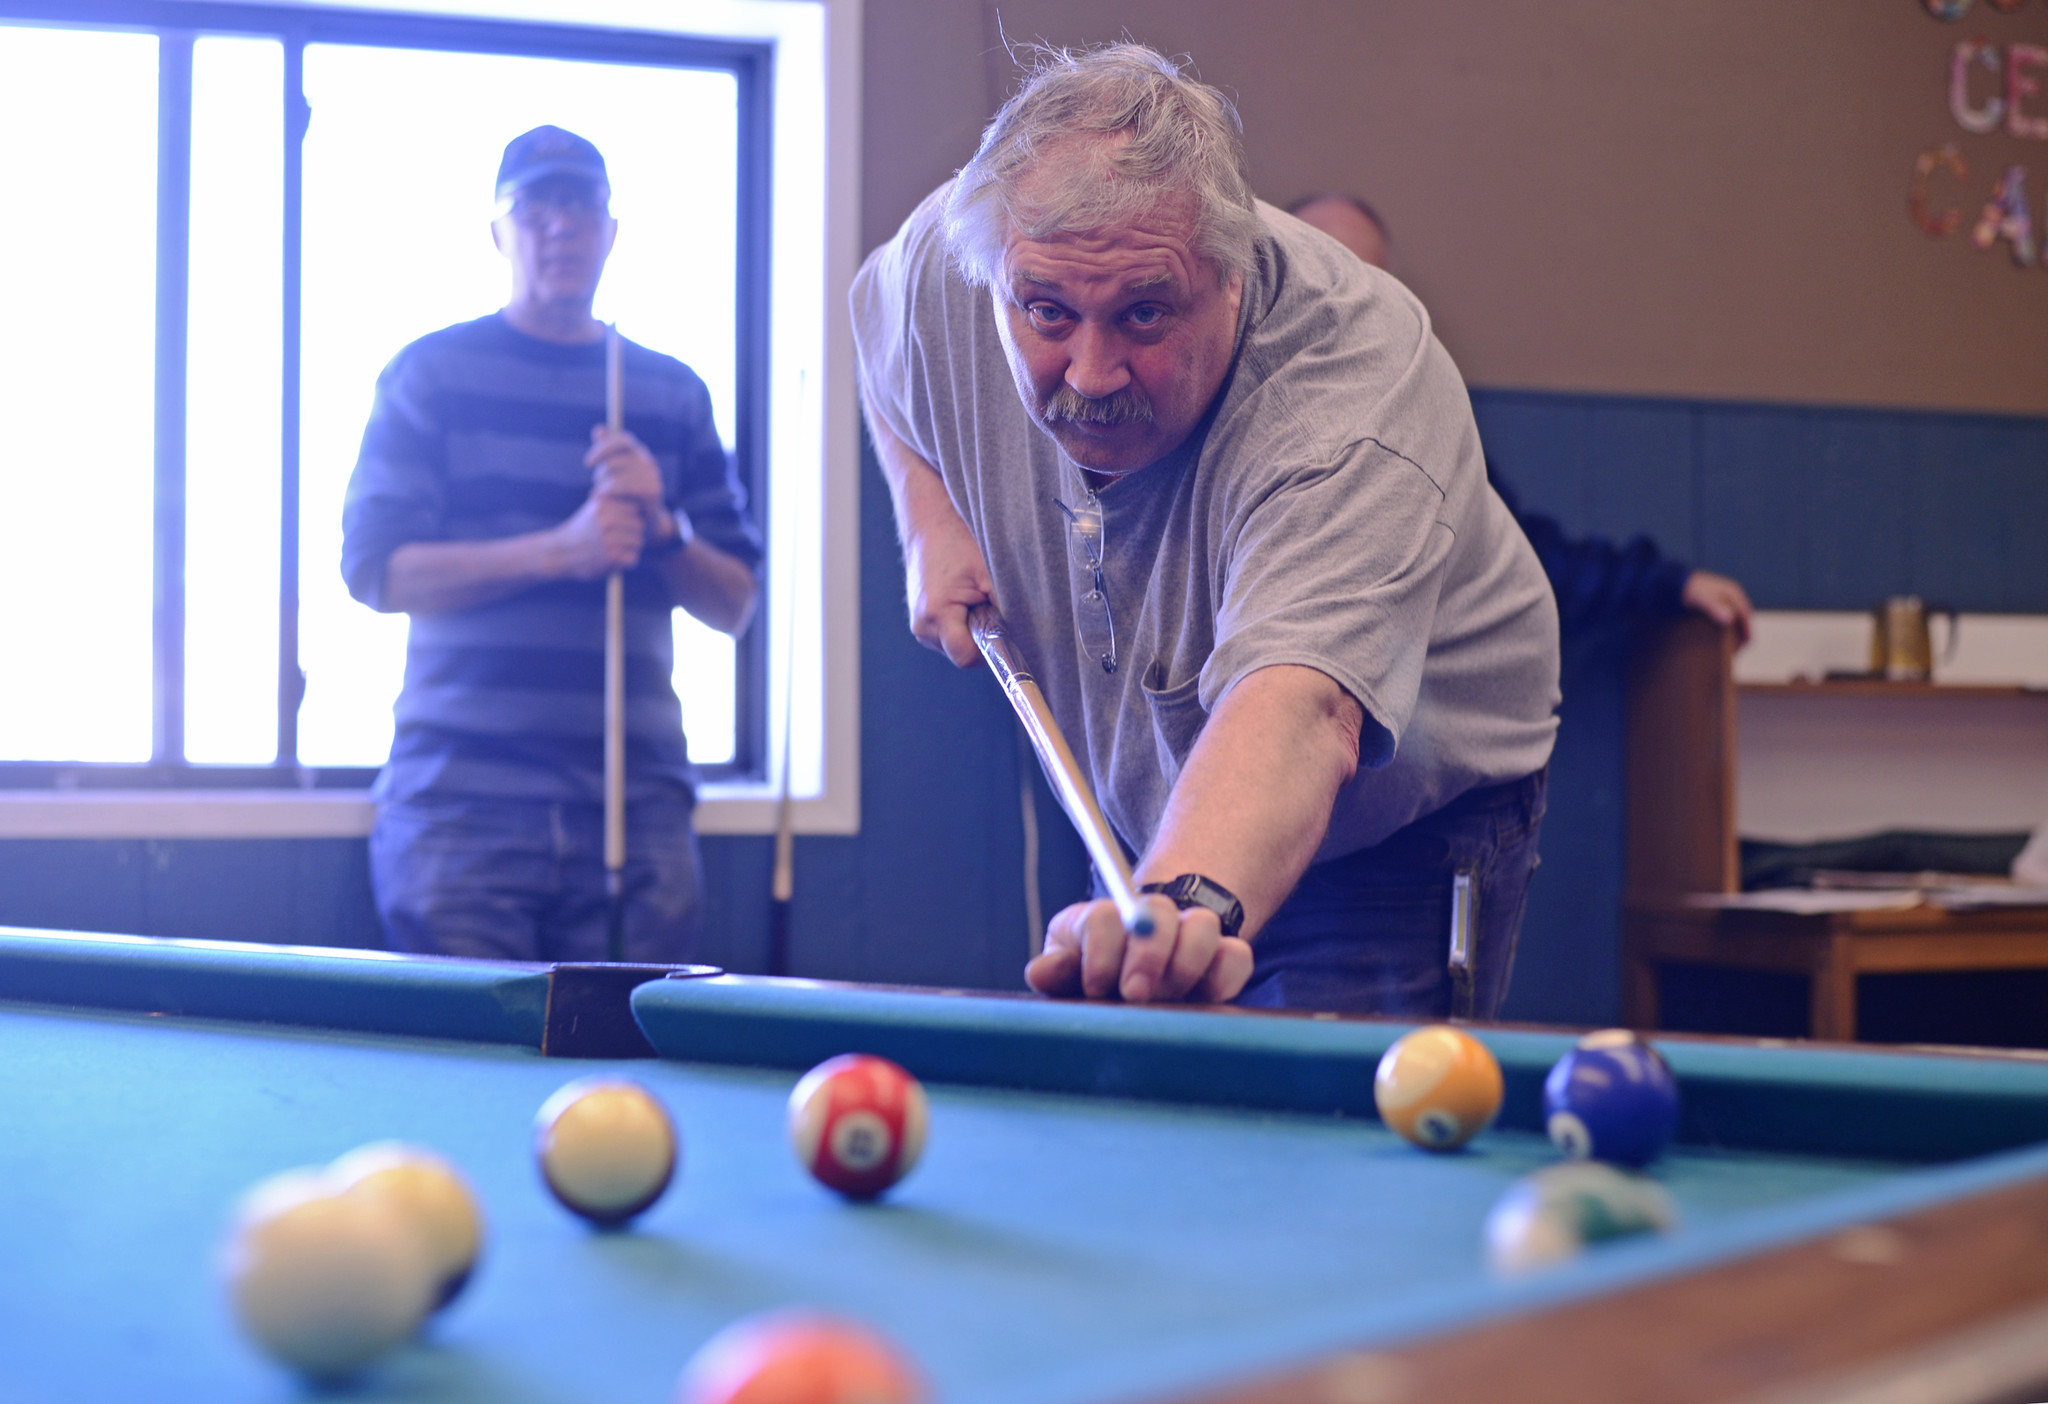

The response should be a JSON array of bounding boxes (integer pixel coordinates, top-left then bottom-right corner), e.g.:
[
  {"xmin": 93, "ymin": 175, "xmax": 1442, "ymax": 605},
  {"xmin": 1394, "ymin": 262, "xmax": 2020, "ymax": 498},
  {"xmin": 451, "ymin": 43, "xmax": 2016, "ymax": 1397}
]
[
  {"xmin": 968, "ymin": 603, "xmax": 1153, "ymax": 937},
  {"xmin": 604, "ymin": 324, "xmax": 627, "ymax": 962}
]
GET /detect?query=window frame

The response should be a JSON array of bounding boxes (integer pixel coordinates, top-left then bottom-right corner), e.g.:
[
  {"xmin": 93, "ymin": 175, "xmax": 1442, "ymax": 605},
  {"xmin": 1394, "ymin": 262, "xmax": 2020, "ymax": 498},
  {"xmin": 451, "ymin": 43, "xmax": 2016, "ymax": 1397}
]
[{"xmin": 0, "ymin": 0, "xmax": 778, "ymax": 795}]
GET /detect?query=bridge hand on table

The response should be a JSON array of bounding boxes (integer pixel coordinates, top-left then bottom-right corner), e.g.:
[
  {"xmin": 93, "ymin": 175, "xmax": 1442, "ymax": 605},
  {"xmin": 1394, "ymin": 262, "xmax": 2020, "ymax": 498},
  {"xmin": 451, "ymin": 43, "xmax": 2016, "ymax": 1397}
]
[{"xmin": 1026, "ymin": 894, "xmax": 1253, "ymax": 1004}]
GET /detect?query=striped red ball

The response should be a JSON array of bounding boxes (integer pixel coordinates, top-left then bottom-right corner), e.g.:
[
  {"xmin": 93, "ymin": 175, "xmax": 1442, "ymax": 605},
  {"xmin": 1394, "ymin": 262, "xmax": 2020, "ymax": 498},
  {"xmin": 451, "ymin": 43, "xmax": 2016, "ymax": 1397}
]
[{"xmin": 786, "ymin": 1055, "xmax": 928, "ymax": 1199}]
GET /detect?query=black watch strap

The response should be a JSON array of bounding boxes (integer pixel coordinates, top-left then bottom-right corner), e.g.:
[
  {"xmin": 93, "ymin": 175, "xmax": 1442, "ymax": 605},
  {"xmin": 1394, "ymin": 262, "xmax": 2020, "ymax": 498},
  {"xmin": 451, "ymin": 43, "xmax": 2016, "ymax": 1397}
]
[{"xmin": 1138, "ymin": 874, "xmax": 1245, "ymax": 936}]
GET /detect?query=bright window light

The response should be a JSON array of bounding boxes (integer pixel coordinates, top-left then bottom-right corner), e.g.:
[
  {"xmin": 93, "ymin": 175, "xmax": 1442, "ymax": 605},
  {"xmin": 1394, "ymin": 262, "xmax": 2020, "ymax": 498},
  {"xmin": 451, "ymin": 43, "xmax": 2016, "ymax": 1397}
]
[
  {"xmin": 186, "ymin": 35, "xmax": 285, "ymax": 765},
  {"xmin": 295, "ymin": 44, "xmax": 741, "ymax": 769},
  {"xmin": 0, "ymin": 26, "xmax": 158, "ymax": 763}
]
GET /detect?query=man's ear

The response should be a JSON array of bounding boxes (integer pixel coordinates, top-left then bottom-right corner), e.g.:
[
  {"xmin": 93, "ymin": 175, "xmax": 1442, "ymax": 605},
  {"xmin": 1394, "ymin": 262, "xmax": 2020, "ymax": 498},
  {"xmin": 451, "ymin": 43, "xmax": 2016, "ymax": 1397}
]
[{"xmin": 490, "ymin": 218, "xmax": 508, "ymax": 255}]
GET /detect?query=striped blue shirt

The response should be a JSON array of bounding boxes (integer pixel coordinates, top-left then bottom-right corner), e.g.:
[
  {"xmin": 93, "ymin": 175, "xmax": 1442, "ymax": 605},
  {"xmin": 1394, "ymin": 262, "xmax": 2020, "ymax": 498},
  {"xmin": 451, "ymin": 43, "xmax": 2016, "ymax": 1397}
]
[{"xmin": 341, "ymin": 313, "xmax": 761, "ymax": 804}]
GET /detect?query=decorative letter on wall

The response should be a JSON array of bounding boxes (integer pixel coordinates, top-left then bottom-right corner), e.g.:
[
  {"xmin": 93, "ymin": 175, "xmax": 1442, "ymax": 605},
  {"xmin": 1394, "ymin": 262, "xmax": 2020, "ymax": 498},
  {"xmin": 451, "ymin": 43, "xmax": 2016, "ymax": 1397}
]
[
  {"xmin": 1972, "ymin": 165, "xmax": 2039, "ymax": 264},
  {"xmin": 2008, "ymin": 43, "xmax": 2048, "ymax": 138},
  {"xmin": 1911, "ymin": 145, "xmax": 1972, "ymax": 236},
  {"xmin": 1952, "ymin": 39, "xmax": 2007, "ymax": 133}
]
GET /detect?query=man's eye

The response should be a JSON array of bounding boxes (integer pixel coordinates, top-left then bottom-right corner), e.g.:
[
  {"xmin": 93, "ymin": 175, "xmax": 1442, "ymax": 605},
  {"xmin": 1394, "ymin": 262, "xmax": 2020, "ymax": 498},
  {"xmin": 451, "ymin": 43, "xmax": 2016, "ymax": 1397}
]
[
  {"xmin": 1126, "ymin": 305, "xmax": 1165, "ymax": 328},
  {"xmin": 1026, "ymin": 303, "xmax": 1069, "ymax": 326}
]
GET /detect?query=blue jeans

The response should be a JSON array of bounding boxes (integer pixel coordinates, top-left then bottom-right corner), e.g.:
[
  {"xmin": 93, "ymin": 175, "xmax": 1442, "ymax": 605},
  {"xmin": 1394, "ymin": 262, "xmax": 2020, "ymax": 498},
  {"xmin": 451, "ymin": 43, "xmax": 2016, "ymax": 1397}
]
[
  {"xmin": 1234, "ymin": 769, "xmax": 1547, "ymax": 1018},
  {"xmin": 369, "ymin": 795, "xmax": 704, "ymax": 963}
]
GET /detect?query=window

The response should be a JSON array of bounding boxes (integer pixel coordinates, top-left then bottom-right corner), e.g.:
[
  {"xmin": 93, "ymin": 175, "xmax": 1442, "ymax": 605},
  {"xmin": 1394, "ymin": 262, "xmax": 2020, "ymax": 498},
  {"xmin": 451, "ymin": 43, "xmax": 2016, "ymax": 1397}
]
[{"xmin": 0, "ymin": 0, "xmax": 858, "ymax": 836}]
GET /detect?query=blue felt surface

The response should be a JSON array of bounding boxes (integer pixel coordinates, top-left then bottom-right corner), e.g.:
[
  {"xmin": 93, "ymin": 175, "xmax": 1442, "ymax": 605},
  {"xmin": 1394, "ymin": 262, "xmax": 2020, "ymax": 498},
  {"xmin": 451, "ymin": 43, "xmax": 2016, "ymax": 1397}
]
[{"xmin": 3, "ymin": 1000, "xmax": 2007, "ymax": 1404}]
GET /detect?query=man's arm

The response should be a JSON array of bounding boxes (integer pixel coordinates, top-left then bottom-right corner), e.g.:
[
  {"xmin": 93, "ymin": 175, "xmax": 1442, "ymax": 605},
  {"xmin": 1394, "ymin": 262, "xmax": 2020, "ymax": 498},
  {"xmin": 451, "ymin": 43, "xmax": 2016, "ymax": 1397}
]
[
  {"xmin": 1025, "ymin": 664, "xmax": 1365, "ymax": 1005},
  {"xmin": 649, "ymin": 525, "xmax": 758, "ymax": 636},
  {"xmin": 378, "ymin": 493, "xmax": 645, "ymax": 616},
  {"xmin": 584, "ymin": 426, "xmax": 758, "ymax": 637},
  {"xmin": 864, "ymin": 396, "xmax": 992, "ymax": 667}
]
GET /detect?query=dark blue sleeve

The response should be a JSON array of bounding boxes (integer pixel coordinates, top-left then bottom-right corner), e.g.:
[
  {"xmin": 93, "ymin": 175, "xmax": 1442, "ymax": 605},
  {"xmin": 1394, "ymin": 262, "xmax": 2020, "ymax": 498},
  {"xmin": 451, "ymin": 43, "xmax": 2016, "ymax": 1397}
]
[
  {"xmin": 1489, "ymin": 461, "xmax": 1690, "ymax": 632},
  {"xmin": 666, "ymin": 369, "xmax": 763, "ymax": 572},
  {"xmin": 340, "ymin": 344, "xmax": 447, "ymax": 613}
]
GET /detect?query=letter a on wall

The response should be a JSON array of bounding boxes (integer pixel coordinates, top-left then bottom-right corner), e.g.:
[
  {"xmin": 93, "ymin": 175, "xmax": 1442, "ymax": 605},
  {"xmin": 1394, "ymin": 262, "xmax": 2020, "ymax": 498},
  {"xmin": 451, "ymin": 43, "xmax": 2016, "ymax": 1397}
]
[{"xmin": 1972, "ymin": 165, "xmax": 2039, "ymax": 265}]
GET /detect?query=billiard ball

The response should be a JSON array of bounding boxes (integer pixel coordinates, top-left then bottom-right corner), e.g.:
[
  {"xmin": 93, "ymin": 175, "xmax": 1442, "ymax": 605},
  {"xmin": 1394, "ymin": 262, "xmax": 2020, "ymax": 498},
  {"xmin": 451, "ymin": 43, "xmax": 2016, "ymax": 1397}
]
[
  {"xmin": 1372, "ymin": 1026, "xmax": 1504, "ymax": 1151},
  {"xmin": 327, "ymin": 1141, "xmax": 485, "ymax": 1311},
  {"xmin": 674, "ymin": 1311, "xmax": 926, "ymax": 1404},
  {"xmin": 221, "ymin": 1167, "xmax": 436, "ymax": 1378},
  {"xmin": 1483, "ymin": 1160, "xmax": 1678, "ymax": 1275},
  {"xmin": 1542, "ymin": 1029, "xmax": 1681, "ymax": 1168},
  {"xmin": 534, "ymin": 1078, "xmax": 678, "ymax": 1225},
  {"xmin": 787, "ymin": 1054, "xmax": 929, "ymax": 1199}
]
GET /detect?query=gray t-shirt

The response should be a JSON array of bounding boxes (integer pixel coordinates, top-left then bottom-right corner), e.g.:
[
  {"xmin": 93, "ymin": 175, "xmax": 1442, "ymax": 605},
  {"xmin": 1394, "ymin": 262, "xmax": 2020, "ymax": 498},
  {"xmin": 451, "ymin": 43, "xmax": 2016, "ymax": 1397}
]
[{"xmin": 852, "ymin": 188, "xmax": 1559, "ymax": 860}]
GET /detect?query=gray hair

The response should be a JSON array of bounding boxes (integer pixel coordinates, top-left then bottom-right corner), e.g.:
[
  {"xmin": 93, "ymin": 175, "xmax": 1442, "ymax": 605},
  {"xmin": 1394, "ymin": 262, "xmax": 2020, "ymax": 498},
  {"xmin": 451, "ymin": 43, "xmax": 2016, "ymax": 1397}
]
[{"xmin": 943, "ymin": 44, "xmax": 1261, "ymax": 289}]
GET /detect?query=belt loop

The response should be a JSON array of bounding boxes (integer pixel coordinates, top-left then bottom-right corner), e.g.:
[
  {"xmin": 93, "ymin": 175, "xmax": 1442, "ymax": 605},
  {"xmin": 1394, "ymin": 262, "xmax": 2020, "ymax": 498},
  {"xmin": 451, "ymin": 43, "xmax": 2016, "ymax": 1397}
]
[{"xmin": 1448, "ymin": 868, "xmax": 1478, "ymax": 1019}]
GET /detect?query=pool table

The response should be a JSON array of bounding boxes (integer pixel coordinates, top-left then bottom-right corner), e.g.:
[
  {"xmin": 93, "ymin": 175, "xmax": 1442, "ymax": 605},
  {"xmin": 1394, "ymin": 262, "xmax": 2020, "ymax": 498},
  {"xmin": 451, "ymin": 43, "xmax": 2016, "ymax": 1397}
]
[{"xmin": 5, "ymin": 924, "xmax": 2048, "ymax": 1404}]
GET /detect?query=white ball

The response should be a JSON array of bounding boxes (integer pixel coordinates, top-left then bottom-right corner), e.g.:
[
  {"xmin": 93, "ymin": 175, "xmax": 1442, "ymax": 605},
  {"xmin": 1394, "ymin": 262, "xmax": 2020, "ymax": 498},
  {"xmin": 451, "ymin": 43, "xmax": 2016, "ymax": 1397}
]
[
  {"xmin": 533, "ymin": 1079, "xmax": 678, "ymax": 1225},
  {"xmin": 327, "ymin": 1142, "xmax": 485, "ymax": 1311},
  {"xmin": 222, "ymin": 1168, "xmax": 436, "ymax": 1378}
]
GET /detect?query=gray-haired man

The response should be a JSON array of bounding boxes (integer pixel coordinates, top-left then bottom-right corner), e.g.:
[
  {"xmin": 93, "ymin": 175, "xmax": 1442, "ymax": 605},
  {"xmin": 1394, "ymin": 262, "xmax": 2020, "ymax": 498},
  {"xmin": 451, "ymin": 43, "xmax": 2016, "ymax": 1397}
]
[{"xmin": 852, "ymin": 45, "xmax": 1559, "ymax": 1016}]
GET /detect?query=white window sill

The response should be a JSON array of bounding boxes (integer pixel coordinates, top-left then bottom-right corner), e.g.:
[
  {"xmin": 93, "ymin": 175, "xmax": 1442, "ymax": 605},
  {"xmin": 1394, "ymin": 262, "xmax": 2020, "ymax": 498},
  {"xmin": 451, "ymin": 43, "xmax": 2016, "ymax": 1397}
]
[{"xmin": 0, "ymin": 787, "xmax": 857, "ymax": 839}]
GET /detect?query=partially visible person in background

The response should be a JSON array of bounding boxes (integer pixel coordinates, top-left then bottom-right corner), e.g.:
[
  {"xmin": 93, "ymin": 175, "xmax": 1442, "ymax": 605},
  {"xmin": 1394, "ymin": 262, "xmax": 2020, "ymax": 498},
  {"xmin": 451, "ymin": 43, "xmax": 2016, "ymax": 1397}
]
[{"xmin": 1288, "ymin": 192, "xmax": 1754, "ymax": 642}]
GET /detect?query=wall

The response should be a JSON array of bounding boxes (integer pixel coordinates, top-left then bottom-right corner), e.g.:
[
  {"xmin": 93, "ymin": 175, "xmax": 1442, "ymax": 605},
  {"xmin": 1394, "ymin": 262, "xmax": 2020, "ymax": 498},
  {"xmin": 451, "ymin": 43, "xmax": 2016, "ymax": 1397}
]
[{"xmin": 865, "ymin": 0, "xmax": 2048, "ymax": 418}]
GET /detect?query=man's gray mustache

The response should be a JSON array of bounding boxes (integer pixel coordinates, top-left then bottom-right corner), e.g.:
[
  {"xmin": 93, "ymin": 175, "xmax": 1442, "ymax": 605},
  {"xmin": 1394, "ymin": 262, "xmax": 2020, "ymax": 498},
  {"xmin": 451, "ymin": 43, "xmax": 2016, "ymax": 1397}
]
[{"xmin": 1044, "ymin": 383, "xmax": 1154, "ymax": 426}]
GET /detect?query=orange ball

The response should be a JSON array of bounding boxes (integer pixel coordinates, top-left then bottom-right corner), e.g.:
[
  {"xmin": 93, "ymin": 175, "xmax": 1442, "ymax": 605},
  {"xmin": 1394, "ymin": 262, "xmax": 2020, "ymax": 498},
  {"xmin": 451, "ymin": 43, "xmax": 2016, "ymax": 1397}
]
[
  {"xmin": 674, "ymin": 1312, "xmax": 925, "ymax": 1404},
  {"xmin": 1373, "ymin": 1026, "xmax": 1504, "ymax": 1151}
]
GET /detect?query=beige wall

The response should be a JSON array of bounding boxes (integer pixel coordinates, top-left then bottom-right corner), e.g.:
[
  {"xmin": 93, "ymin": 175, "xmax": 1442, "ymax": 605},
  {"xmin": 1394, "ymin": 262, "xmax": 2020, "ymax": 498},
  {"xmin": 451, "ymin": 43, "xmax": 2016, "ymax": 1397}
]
[{"xmin": 861, "ymin": 0, "xmax": 2048, "ymax": 417}]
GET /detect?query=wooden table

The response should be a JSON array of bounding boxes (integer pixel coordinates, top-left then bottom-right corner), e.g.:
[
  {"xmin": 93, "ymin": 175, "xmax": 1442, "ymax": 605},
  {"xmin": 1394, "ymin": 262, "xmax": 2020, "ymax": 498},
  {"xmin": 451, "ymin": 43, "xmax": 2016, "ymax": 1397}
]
[{"xmin": 1624, "ymin": 896, "xmax": 2048, "ymax": 1041}]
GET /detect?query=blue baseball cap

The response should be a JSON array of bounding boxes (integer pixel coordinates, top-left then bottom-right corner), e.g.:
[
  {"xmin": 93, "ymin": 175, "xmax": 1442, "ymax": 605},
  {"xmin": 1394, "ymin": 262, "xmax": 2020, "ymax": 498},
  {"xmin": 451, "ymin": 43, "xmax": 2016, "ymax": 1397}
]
[{"xmin": 494, "ymin": 125, "xmax": 609, "ymax": 202}]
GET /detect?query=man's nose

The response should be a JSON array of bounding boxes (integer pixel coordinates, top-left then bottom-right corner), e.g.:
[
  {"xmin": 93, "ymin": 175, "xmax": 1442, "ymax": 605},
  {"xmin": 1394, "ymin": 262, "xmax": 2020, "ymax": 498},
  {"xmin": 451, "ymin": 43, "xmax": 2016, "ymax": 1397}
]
[{"xmin": 1063, "ymin": 323, "xmax": 1130, "ymax": 401}]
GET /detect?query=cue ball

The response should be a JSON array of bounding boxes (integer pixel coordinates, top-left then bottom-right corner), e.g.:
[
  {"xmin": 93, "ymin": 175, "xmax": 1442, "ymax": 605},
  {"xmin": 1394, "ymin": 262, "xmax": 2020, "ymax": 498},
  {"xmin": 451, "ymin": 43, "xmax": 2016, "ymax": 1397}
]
[
  {"xmin": 787, "ymin": 1054, "xmax": 929, "ymax": 1200},
  {"xmin": 221, "ymin": 1167, "xmax": 436, "ymax": 1378},
  {"xmin": 674, "ymin": 1311, "xmax": 926, "ymax": 1404},
  {"xmin": 327, "ymin": 1141, "xmax": 485, "ymax": 1311},
  {"xmin": 1373, "ymin": 1026, "xmax": 1504, "ymax": 1151},
  {"xmin": 534, "ymin": 1078, "xmax": 679, "ymax": 1225},
  {"xmin": 1542, "ymin": 1029, "xmax": 1681, "ymax": 1168}
]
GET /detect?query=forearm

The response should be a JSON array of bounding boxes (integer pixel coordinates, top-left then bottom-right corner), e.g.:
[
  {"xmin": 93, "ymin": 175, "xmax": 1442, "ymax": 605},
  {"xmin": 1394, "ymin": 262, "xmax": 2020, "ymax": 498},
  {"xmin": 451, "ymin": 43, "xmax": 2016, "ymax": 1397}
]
[
  {"xmin": 657, "ymin": 536, "xmax": 758, "ymax": 636},
  {"xmin": 865, "ymin": 394, "xmax": 958, "ymax": 552},
  {"xmin": 379, "ymin": 533, "xmax": 566, "ymax": 615},
  {"xmin": 1136, "ymin": 665, "xmax": 1365, "ymax": 938}
]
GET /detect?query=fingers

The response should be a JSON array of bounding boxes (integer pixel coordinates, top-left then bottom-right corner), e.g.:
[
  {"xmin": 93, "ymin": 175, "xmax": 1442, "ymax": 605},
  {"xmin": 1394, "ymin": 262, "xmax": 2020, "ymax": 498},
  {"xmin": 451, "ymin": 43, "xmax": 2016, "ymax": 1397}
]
[
  {"xmin": 1147, "ymin": 904, "xmax": 1222, "ymax": 1003},
  {"xmin": 1194, "ymin": 937, "xmax": 1255, "ymax": 1003},
  {"xmin": 907, "ymin": 594, "xmax": 987, "ymax": 669},
  {"xmin": 1024, "ymin": 904, "xmax": 1089, "ymax": 995},
  {"xmin": 1026, "ymin": 900, "xmax": 1255, "ymax": 1006},
  {"xmin": 1114, "ymin": 894, "xmax": 1189, "ymax": 1004}
]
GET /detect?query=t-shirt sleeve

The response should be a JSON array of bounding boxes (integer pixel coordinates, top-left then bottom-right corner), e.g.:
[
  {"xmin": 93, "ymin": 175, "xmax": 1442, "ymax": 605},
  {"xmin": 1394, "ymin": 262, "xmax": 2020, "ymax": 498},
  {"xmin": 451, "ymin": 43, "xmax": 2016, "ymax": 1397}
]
[
  {"xmin": 1202, "ymin": 439, "xmax": 1455, "ymax": 769},
  {"xmin": 848, "ymin": 187, "xmax": 955, "ymax": 464},
  {"xmin": 339, "ymin": 346, "xmax": 447, "ymax": 613},
  {"xmin": 668, "ymin": 368, "xmax": 763, "ymax": 571}
]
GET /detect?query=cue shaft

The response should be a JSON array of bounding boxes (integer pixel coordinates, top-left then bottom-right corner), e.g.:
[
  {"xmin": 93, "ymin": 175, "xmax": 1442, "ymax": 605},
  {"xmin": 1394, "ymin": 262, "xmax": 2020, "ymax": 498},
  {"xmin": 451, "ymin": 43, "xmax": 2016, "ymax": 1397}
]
[
  {"xmin": 968, "ymin": 603, "xmax": 1153, "ymax": 937},
  {"xmin": 603, "ymin": 326, "xmax": 626, "ymax": 885}
]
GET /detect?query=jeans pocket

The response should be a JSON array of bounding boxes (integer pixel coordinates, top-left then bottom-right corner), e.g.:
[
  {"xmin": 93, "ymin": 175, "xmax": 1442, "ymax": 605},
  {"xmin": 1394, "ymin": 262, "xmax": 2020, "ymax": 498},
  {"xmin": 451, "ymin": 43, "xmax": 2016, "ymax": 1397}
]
[{"xmin": 1140, "ymin": 665, "xmax": 1207, "ymax": 788}]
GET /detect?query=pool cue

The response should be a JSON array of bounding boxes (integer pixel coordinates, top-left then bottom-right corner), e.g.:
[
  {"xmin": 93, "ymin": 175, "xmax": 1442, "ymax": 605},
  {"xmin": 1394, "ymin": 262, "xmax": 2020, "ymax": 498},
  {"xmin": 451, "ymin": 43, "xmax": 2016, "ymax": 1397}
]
[
  {"xmin": 766, "ymin": 691, "xmax": 796, "ymax": 976},
  {"xmin": 968, "ymin": 603, "xmax": 1153, "ymax": 937},
  {"xmin": 766, "ymin": 556, "xmax": 800, "ymax": 976},
  {"xmin": 603, "ymin": 324, "xmax": 626, "ymax": 962}
]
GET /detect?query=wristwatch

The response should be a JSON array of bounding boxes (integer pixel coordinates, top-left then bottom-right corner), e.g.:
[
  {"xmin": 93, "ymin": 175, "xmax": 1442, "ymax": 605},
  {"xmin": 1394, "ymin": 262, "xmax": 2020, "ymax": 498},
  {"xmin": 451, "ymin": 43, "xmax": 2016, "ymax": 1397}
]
[
  {"xmin": 1138, "ymin": 874, "xmax": 1245, "ymax": 936},
  {"xmin": 643, "ymin": 507, "xmax": 694, "ymax": 560}
]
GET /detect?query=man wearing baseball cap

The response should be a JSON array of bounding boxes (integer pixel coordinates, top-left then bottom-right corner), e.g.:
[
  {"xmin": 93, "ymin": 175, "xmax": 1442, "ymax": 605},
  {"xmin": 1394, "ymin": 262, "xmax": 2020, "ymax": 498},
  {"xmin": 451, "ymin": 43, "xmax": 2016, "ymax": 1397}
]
[{"xmin": 341, "ymin": 125, "xmax": 762, "ymax": 963}]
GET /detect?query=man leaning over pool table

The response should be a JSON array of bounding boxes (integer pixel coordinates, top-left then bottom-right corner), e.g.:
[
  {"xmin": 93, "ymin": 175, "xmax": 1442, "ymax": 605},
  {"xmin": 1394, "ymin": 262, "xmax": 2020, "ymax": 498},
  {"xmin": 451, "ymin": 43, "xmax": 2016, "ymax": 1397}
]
[{"xmin": 850, "ymin": 43, "xmax": 1559, "ymax": 1018}]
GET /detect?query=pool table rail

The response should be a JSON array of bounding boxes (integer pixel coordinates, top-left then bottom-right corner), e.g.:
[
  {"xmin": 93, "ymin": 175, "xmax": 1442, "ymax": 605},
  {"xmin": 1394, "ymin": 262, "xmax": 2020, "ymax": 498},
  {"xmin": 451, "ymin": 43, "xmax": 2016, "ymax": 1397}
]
[{"xmin": 633, "ymin": 975, "xmax": 2048, "ymax": 1164}]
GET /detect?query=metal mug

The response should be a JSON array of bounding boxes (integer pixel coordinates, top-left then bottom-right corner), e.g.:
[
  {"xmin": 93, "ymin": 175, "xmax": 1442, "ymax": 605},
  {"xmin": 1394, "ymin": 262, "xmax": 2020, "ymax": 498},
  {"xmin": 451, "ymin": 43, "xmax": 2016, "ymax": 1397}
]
[{"xmin": 1870, "ymin": 596, "xmax": 1957, "ymax": 681}]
